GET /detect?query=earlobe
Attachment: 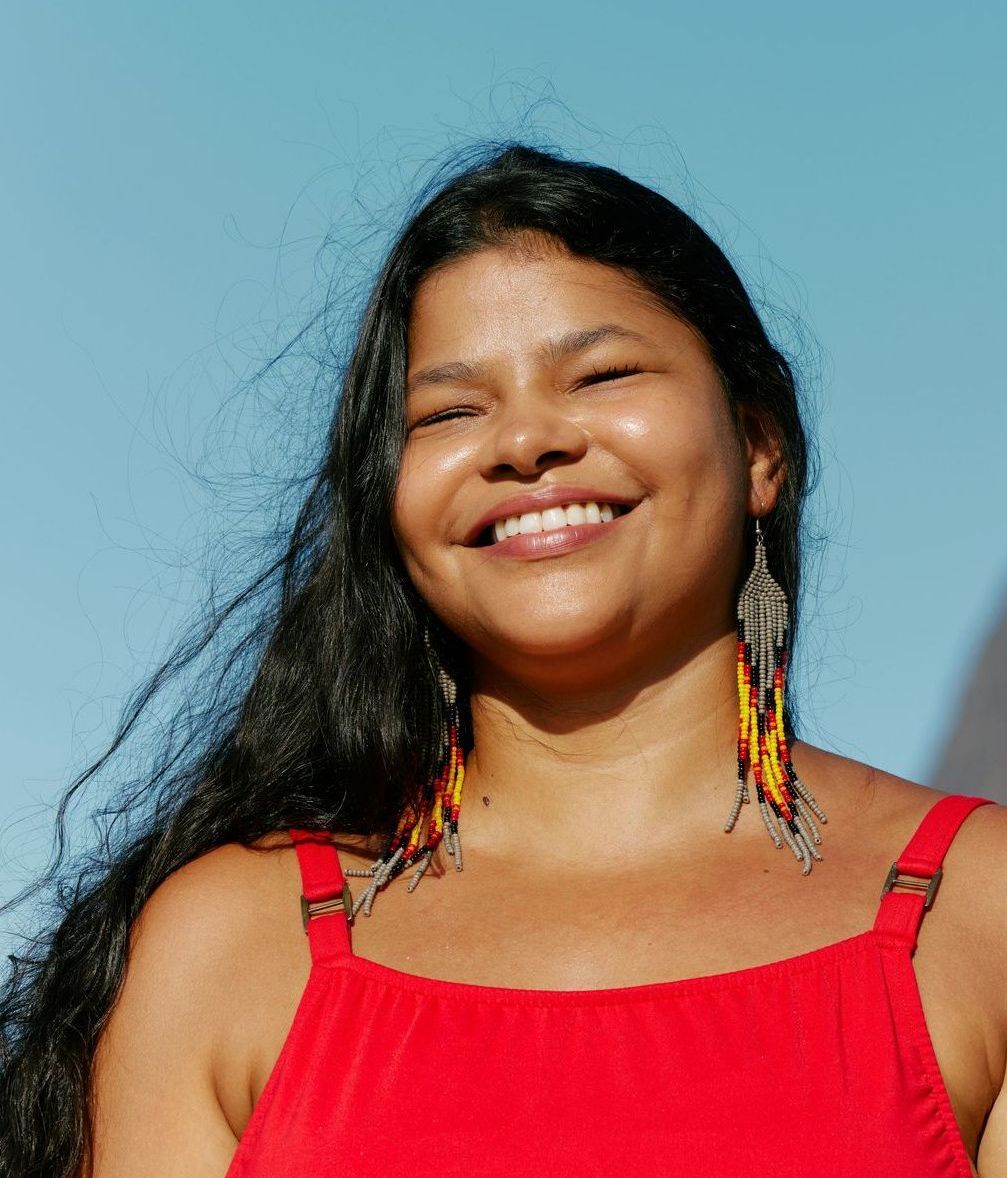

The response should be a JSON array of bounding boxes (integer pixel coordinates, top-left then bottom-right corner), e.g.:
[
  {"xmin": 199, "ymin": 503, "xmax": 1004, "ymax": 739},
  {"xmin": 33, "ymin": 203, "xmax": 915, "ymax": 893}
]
[
  {"xmin": 747, "ymin": 476, "xmax": 783, "ymax": 518},
  {"xmin": 740, "ymin": 406, "xmax": 787, "ymax": 516},
  {"xmin": 749, "ymin": 457, "xmax": 787, "ymax": 517}
]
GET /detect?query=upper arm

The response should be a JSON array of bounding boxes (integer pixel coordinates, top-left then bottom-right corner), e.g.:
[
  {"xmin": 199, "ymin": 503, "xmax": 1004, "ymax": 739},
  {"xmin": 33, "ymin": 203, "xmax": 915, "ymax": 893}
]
[
  {"xmin": 979, "ymin": 1084, "xmax": 1007, "ymax": 1176},
  {"xmin": 961, "ymin": 802, "xmax": 1007, "ymax": 1175},
  {"xmin": 86, "ymin": 838, "xmax": 308, "ymax": 1178}
]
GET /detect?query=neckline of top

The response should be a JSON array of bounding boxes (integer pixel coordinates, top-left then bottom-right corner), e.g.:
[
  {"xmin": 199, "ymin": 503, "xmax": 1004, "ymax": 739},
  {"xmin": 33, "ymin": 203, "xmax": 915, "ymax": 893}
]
[
  {"xmin": 295, "ymin": 792, "xmax": 994, "ymax": 1005},
  {"xmin": 320, "ymin": 927, "xmax": 886, "ymax": 1004}
]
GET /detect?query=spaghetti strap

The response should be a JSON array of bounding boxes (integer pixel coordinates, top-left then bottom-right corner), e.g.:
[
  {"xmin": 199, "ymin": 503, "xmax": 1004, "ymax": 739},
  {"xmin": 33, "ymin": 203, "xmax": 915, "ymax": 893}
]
[
  {"xmin": 873, "ymin": 793, "xmax": 993, "ymax": 950},
  {"xmin": 289, "ymin": 829, "xmax": 353, "ymax": 963}
]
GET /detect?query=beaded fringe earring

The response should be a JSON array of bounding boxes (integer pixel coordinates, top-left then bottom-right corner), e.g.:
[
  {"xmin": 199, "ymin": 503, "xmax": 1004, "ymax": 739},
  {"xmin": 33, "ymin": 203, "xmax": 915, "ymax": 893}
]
[
  {"xmin": 723, "ymin": 516, "xmax": 827, "ymax": 874},
  {"xmin": 343, "ymin": 627, "xmax": 466, "ymax": 918}
]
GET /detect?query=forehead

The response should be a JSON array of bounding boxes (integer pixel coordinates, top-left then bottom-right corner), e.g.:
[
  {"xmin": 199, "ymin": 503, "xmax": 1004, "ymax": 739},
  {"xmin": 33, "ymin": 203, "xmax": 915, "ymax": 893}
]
[{"xmin": 405, "ymin": 243, "xmax": 708, "ymax": 391}]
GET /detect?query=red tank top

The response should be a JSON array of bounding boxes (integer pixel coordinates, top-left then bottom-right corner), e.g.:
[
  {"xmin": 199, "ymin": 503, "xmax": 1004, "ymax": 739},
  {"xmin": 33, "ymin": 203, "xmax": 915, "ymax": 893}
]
[{"xmin": 226, "ymin": 792, "xmax": 992, "ymax": 1177}]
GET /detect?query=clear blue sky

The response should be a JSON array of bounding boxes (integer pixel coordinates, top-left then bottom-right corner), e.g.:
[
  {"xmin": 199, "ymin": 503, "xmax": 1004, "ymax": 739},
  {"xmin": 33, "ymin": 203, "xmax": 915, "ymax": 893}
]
[{"xmin": 2, "ymin": 1, "xmax": 1005, "ymax": 899}]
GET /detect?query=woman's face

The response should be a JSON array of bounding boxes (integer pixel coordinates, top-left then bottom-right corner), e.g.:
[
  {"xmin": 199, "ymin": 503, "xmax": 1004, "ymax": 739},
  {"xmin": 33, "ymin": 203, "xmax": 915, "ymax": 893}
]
[{"xmin": 393, "ymin": 238, "xmax": 780, "ymax": 688}]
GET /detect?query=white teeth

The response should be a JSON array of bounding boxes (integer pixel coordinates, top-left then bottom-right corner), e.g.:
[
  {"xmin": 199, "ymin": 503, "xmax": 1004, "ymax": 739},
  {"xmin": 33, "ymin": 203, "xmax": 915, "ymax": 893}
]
[{"xmin": 486, "ymin": 500, "xmax": 625, "ymax": 544}]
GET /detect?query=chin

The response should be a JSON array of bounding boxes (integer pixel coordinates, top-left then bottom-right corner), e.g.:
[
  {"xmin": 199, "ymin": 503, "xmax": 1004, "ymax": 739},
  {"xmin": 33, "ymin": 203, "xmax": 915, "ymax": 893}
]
[{"xmin": 474, "ymin": 618, "xmax": 631, "ymax": 663}]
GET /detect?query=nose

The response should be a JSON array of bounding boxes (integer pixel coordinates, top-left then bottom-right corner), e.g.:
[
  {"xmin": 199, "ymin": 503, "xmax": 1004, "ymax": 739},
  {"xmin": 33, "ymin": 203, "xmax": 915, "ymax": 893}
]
[{"xmin": 477, "ymin": 392, "xmax": 589, "ymax": 479}]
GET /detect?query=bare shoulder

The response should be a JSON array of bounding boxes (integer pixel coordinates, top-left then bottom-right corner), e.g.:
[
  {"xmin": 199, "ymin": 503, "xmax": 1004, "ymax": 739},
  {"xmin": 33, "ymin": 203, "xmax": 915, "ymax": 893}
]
[
  {"xmin": 793, "ymin": 738, "xmax": 1004, "ymax": 841},
  {"xmin": 121, "ymin": 834, "xmax": 311, "ymax": 1031},
  {"xmin": 794, "ymin": 740, "xmax": 1007, "ymax": 976},
  {"xmin": 132, "ymin": 826, "xmax": 378, "ymax": 970},
  {"xmin": 129, "ymin": 825, "xmax": 378, "ymax": 961},
  {"xmin": 136, "ymin": 832, "xmax": 305, "ymax": 954},
  {"xmin": 89, "ymin": 834, "xmax": 317, "ymax": 1175}
]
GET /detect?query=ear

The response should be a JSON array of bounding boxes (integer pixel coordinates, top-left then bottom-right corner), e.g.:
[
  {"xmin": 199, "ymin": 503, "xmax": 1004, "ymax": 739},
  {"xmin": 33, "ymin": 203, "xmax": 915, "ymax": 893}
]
[{"xmin": 738, "ymin": 405, "xmax": 786, "ymax": 516}]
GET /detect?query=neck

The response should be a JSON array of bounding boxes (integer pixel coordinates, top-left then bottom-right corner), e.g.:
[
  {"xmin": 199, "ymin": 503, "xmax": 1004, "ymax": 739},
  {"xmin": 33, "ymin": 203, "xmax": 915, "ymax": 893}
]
[{"xmin": 457, "ymin": 627, "xmax": 745, "ymax": 868}]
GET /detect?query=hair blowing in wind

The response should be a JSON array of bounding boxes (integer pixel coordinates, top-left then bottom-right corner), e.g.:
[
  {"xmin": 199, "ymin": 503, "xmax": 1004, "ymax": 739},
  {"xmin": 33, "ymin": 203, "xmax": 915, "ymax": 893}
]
[{"xmin": 0, "ymin": 141, "xmax": 813, "ymax": 1176}]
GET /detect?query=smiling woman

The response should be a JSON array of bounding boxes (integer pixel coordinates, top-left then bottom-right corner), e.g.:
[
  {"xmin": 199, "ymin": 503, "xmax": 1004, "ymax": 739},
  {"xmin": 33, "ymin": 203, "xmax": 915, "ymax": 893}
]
[{"xmin": 2, "ymin": 143, "xmax": 1006, "ymax": 1178}]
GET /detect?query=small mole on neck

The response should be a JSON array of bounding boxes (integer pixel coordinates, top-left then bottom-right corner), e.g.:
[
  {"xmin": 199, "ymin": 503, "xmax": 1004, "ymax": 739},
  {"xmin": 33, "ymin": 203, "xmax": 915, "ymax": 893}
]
[{"xmin": 482, "ymin": 796, "xmax": 491, "ymax": 807}]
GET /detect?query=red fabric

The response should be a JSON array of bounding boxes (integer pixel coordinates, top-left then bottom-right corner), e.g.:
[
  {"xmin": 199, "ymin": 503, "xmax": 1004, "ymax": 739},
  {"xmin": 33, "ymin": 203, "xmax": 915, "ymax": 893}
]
[{"xmin": 226, "ymin": 793, "xmax": 992, "ymax": 1177}]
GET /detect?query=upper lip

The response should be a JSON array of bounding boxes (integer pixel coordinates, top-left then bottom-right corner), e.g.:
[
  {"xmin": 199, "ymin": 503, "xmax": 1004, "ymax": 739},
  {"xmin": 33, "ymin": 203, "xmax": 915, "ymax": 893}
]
[{"xmin": 462, "ymin": 484, "xmax": 643, "ymax": 546}]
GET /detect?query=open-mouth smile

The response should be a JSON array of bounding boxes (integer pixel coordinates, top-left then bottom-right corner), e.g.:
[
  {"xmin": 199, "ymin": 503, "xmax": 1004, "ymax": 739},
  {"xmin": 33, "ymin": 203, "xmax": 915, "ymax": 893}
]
[
  {"xmin": 469, "ymin": 500, "xmax": 638, "ymax": 560},
  {"xmin": 475, "ymin": 499, "xmax": 636, "ymax": 548}
]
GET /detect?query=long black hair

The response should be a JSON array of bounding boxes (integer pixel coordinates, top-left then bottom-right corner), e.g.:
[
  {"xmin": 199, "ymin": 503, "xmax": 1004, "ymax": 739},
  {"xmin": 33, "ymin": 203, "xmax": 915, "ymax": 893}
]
[{"xmin": 0, "ymin": 140, "xmax": 816, "ymax": 1175}]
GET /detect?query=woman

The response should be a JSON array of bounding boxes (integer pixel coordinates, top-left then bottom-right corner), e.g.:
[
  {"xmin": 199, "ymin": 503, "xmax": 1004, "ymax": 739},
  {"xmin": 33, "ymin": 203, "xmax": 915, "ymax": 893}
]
[{"xmin": 2, "ymin": 143, "xmax": 1005, "ymax": 1177}]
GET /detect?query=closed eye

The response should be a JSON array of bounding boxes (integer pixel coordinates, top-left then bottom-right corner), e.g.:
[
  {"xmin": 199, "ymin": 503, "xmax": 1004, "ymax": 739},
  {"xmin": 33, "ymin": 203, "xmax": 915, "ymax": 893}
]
[
  {"xmin": 410, "ymin": 365, "xmax": 642, "ymax": 430},
  {"xmin": 580, "ymin": 364, "xmax": 641, "ymax": 386},
  {"xmin": 407, "ymin": 405, "xmax": 478, "ymax": 428}
]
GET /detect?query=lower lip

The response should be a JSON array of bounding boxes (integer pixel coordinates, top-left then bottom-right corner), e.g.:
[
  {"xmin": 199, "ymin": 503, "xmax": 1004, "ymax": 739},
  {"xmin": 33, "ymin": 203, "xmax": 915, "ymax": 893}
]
[{"xmin": 471, "ymin": 512, "xmax": 632, "ymax": 560}]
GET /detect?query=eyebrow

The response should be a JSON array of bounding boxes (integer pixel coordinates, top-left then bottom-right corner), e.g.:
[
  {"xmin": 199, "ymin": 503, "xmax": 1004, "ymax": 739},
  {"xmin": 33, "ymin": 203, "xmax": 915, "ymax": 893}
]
[{"xmin": 405, "ymin": 323, "xmax": 652, "ymax": 397}]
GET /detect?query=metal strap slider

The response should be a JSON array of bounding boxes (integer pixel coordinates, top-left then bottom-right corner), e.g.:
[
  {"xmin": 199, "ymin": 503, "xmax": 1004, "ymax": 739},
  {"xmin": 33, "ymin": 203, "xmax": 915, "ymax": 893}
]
[
  {"xmin": 881, "ymin": 863, "xmax": 943, "ymax": 910},
  {"xmin": 300, "ymin": 881, "xmax": 354, "ymax": 930}
]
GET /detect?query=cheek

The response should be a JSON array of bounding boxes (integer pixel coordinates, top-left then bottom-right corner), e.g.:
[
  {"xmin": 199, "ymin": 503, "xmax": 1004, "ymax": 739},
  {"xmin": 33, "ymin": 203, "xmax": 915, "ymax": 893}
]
[
  {"xmin": 609, "ymin": 390, "xmax": 744, "ymax": 499},
  {"xmin": 390, "ymin": 443, "xmax": 464, "ymax": 577},
  {"xmin": 390, "ymin": 454, "xmax": 426, "ymax": 572}
]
